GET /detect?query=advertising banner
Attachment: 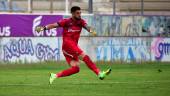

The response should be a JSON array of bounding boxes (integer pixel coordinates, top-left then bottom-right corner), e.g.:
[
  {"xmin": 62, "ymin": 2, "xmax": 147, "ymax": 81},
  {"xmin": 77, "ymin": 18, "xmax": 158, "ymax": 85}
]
[
  {"xmin": 151, "ymin": 37, "xmax": 170, "ymax": 61},
  {"xmin": 0, "ymin": 37, "xmax": 152, "ymax": 63},
  {"xmin": 0, "ymin": 14, "xmax": 63, "ymax": 37}
]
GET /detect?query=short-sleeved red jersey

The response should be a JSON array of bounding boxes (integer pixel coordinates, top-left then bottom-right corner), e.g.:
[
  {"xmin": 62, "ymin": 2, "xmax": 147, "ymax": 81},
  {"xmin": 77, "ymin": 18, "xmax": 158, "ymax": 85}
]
[{"xmin": 57, "ymin": 18, "xmax": 87, "ymax": 49}]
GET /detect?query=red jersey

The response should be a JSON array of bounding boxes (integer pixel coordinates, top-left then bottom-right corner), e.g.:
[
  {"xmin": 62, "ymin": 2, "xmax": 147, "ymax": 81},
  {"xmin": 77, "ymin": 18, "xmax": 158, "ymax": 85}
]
[{"xmin": 57, "ymin": 18, "xmax": 87, "ymax": 48}]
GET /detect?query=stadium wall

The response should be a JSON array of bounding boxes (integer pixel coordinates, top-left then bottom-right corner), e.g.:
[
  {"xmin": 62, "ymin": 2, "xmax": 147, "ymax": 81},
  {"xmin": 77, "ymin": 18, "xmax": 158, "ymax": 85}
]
[{"xmin": 0, "ymin": 14, "xmax": 170, "ymax": 63}]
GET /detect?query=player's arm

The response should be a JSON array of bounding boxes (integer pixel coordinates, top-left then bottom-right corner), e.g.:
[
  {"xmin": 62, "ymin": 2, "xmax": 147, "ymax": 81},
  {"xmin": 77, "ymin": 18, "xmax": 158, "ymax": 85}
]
[
  {"xmin": 45, "ymin": 23, "xmax": 59, "ymax": 30},
  {"xmin": 83, "ymin": 24, "xmax": 97, "ymax": 36},
  {"xmin": 35, "ymin": 23, "xmax": 59, "ymax": 32}
]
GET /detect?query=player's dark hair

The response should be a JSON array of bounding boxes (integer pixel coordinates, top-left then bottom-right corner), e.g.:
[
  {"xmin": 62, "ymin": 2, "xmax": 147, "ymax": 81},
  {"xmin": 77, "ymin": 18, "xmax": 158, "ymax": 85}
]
[{"xmin": 71, "ymin": 6, "xmax": 81, "ymax": 13}]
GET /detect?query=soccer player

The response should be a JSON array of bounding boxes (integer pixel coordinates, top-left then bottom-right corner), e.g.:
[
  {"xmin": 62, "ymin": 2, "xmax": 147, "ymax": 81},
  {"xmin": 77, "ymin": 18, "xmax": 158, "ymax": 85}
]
[{"xmin": 36, "ymin": 6, "xmax": 111, "ymax": 84}]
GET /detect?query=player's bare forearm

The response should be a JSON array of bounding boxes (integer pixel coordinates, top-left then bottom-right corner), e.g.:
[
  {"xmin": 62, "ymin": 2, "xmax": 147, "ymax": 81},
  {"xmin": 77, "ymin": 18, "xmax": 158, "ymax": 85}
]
[
  {"xmin": 84, "ymin": 25, "xmax": 91, "ymax": 32},
  {"xmin": 84, "ymin": 25, "xmax": 97, "ymax": 36},
  {"xmin": 35, "ymin": 23, "xmax": 59, "ymax": 32},
  {"xmin": 45, "ymin": 23, "xmax": 59, "ymax": 30}
]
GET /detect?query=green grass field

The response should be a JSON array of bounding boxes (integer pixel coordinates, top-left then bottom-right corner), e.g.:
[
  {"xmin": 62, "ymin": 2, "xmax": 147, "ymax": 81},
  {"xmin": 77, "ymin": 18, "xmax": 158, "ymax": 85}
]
[{"xmin": 0, "ymin": 61, "xmax": 170, "ymax": 96}]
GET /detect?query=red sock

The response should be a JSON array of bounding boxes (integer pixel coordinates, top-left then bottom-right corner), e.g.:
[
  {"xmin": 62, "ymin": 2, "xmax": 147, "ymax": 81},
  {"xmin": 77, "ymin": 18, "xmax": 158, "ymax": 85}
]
[
  {"xmin": 56, "ymin": 66, "xmax": 80, "ymax": 78},
  {"xmin": 83, "ymin": 55, "xmax": 100, "ymax": 75}
]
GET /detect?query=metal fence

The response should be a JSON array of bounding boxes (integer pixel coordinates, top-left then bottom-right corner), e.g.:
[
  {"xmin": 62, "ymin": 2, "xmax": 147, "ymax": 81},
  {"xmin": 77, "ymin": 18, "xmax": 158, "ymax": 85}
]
[{"xmin": 0, "ymin": 0, "xmax": 170, "ymax": 15}]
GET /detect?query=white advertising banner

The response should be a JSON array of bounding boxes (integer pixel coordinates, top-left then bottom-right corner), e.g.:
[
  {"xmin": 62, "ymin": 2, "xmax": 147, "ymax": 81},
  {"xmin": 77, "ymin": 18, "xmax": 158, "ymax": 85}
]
[
  {"xmin": 0, "ymin": 37, "xmax": 153, "ymax": 63},
  {"xmin": 0, "ymin": 37, "xmax": 62, "ymax": 63},
  {"xmin": 151, "ymin": 38, "xmax": 170, "ymax": 62}
]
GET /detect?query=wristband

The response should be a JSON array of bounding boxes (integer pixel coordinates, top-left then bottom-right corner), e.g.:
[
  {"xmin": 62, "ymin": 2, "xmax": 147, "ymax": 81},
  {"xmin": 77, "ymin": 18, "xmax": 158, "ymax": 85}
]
[{"xmin": 44, "ymin": 26, "xmax": 48, "ymax": 30}]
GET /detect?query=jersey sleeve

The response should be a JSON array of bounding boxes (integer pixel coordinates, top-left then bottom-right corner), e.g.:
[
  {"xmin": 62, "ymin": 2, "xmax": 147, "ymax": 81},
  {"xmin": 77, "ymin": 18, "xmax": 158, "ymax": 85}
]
[
  {"xmin": 57, "ymin": 19, "xmax": 67, "ymax": 27},
  {"xmin": 81, "ymin": 19, "xmax": 87, "ymax": 28}
]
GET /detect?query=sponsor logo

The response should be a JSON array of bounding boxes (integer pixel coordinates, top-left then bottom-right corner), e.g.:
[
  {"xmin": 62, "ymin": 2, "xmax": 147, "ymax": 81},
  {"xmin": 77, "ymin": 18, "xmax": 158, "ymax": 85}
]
[
  {"xmin": 32, "ymin": 16, "xmax": 57, "ymax": 36},
  {"xmin": 0, "ymin": 26, "xmax": 11, "ymax": 36},
  {"xmin": 151, "ymin": 38, "xmax": 170, "ymax": 60}
]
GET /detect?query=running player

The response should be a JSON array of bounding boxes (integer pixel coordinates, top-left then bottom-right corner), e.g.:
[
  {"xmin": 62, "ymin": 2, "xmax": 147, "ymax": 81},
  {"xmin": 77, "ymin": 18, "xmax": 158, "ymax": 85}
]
[{"xmin": 35, "ymin": 6, "xmax": 111, "ymax": 84}]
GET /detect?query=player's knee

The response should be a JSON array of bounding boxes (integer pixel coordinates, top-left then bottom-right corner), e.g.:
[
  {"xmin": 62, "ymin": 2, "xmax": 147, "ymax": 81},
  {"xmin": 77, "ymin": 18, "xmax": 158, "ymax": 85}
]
[
  {"xmin": 72, "ymin": 66, "xmax": 80, "ymax": 73},
  {"xmin": 70, "ymin": 60, "xmax": 80, "ymax": 66},
  {"xmin": 78, "ymin": 52, "xmax": 86, "ymax": 60}
]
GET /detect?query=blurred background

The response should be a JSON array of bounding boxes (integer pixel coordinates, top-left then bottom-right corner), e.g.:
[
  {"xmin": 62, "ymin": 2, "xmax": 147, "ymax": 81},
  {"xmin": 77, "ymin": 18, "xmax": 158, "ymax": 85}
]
[
  {"xmin": 0, "ymin": 0, "xmax": 170, "ymax": 63},
  {"xmin": 1, "ymin": 0, "xmax": 170, "ymax": 15}
]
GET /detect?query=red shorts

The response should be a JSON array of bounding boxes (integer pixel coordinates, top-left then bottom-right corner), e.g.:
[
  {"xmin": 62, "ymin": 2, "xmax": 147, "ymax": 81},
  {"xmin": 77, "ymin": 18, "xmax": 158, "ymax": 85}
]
[{"xmin": 62, "ymin": 44, "xmax": 83, "ymax": 64}]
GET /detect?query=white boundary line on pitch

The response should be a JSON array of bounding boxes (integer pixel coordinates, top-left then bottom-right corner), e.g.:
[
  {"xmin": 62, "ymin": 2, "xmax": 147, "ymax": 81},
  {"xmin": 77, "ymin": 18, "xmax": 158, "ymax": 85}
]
[
  {"xmin": 72, "ymin": 80, "xmax": 170, "ymax": 84},
  {"xmin": 1, "ymin": 80, "xmax": 170, "ymax": 86},
  {"xmin": 0, "ymin": 84, "xmax": 42, "ymax": 86}
]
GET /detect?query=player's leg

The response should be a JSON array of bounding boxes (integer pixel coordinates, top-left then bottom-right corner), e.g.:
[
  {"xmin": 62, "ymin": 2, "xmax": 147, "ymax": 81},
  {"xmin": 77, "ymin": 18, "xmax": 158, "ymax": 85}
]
[
  {"xmin": 65, "ymin": 44, "xmax": 111, "ymax": 80},
  {"xmin": 49, "ymin": 53, "xmax": 80, "ymax": 84},
  {"xmin": 79, "ymin": 52, "xmax": 111, "ymax": 80},
  {"xmin": 79, "ymin": 52, "xmax": 100, "ymax": 75},
  {"xmin": 56, "ymin": 60, "xmax": 80, "ymax": 78},
  {"xmin": 49, "ymin": 60, "xmax": 80, "ymax": 84},
  {"xmin": 62, "ymin": 43, "xmax": 111, "ymax": 80},
  {"xmin": 63, "ymin": 45, "xmax": 100, "ymax": 75}
]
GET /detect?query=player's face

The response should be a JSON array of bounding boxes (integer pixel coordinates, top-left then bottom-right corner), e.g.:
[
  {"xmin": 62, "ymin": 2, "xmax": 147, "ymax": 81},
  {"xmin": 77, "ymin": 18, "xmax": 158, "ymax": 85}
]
[{"xmin": 72, "ymin": 10, "xmax": 81, "ymax": 20}]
